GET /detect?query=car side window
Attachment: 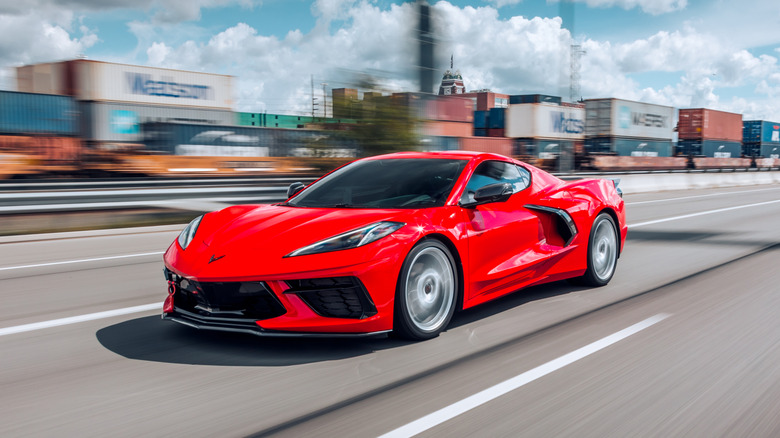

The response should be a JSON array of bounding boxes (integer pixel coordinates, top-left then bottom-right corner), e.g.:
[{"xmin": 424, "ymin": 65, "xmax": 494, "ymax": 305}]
[{"xmin": 462, "ymin": 161, "xmax": 531, "ymax": 203}]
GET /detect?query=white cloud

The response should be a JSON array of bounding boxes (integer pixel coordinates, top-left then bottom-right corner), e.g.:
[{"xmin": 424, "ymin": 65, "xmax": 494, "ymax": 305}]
[
  {"xmin": 0, "ymin": 12, "xmax": 97, "ymax": 68},
  {"xmin": 2, "ymin": 0, "xmax": 780, "ymax": 123}
]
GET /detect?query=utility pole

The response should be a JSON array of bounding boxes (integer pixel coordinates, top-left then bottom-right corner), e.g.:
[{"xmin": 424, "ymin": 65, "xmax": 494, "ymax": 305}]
[
  {"xmin": 322, "ymin": 82, "xmax": 328, "ymax": 119},
  {"xmin": 570, "ymin": 44, "xmax": 585, "ymax": 103},
  {"xmin": 311, "ymin": 75, "xmax": 319, "ymax": 118}
]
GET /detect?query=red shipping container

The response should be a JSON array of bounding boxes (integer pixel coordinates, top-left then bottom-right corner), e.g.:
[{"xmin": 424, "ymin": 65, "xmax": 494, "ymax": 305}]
[
  {"xmin": 426, "ymin": 97, "xmax": 474, "ymax": 122},
  {"xmin": 678, "ymin": 108, "xmax": 743, "ymax": 142},
  {"xmin": 486, "ymin": 128, "xmax": 505, "ymax": 137},
  {"xmin": 459, "ymin": 137, "xmax": 513, "ymax": 156}
]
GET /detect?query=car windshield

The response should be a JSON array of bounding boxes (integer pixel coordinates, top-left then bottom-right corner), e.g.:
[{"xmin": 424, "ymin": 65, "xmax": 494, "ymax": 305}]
[{"xmin": 287, "ymin": 158, "xmax": 468, "ymax": 208}]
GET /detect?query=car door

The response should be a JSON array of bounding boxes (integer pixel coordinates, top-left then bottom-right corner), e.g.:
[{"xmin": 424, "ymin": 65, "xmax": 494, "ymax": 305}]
[{"xmin": 461, "ymin": 160, "xmax": 545, "ymax": 301}]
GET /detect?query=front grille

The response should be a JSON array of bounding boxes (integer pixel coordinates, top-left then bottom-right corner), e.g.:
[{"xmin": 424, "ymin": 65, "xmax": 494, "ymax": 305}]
[
  {"xmin": 285, "ymin": 277, "xmax": 377, "ymax": 319},
  {"xmin": 170, "ymin": 275, "xmax": 286, "ymax": 321}
]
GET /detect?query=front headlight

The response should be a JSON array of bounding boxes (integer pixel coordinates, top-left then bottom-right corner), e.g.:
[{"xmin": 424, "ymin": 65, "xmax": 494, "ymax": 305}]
[
  {"xmin": 286, "ymin": 221, "xmax": 405, "ymax": 257},
  {"xmin": 177, "ymin": 215, "xmax": 203, "ymax": 250}
]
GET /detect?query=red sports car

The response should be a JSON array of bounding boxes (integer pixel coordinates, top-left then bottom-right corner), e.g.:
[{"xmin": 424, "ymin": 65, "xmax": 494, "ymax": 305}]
[{"xmin": 162, "ymin": 151, "xmax": 626, "ymax": 340}]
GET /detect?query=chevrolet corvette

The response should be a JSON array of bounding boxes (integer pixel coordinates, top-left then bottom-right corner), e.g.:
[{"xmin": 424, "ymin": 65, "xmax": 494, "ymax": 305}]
[{"xmin": 162, "ymin": 151, "xmax": 626, "ymax": 340}]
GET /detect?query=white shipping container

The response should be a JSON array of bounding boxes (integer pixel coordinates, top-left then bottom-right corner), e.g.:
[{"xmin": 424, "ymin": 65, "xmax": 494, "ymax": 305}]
[
  {"xmin": 505, "ymin": 103, "xmax": 585, "ymax": 139},
  {"xmin": 585, "ymin": 98, "xmax": 674, "ymax": 140},
  {"xmin": 74, "ymin": 61, "xmax": 234, "ymax": 110}
]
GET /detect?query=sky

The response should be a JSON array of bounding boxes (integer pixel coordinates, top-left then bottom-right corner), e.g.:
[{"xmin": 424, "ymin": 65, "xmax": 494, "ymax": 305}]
[{"xmin": 1, "ymin": 0, "xmax": 780, "ymax": 121}]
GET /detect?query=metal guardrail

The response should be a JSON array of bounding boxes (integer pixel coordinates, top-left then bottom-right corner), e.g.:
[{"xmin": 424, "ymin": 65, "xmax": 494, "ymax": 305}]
[{"xmin": 0, "ymin": 177, "xmax": 317, "ymax": 214}]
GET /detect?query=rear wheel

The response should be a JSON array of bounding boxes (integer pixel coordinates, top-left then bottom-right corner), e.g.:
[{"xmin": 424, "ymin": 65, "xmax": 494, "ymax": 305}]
[
  {"xmin": 581, "ymin": 213, "xmax": 618, "ymax": 287},
  {"xmin": 393, "ymin": 240, "xmax": 457, "ymax": 341}
]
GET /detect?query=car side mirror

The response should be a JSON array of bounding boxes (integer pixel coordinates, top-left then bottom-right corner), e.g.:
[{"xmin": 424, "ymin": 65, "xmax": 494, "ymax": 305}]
[
  {"xmin": 287, "ymin": 182, "xmax": 305, "ymax": 198},
  {"xmin": 461, "ymin": 182, "xmax": 513, "ymax": 208}
]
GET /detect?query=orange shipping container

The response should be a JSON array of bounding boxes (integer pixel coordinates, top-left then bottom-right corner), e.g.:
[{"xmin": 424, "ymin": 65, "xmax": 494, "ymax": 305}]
[
  {"xmin": 459, "ymin": 137, "xmax": 513, "ymax": 157},
  {"xmin": 422, "ymin": 120, "xmax": 473, "ymax": 137},
  {"xmin": 678, "ymin": 108, "xmax": 743, "ymax": 142}
]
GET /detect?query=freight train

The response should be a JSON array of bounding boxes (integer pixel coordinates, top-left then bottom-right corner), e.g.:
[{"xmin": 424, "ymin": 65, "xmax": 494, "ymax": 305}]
[{"xmin": 2, "ymin": 88, "xmax": 780, "ymax": 179}]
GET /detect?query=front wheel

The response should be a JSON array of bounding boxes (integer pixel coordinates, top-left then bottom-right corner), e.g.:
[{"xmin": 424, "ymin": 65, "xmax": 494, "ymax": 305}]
[
  {"xmin": 580, "ymin": 213, "xmax": 619, "ymax": 287},
  {"xmin": 394, "ymin": 240, "xmax": 457, "ymax": 341}
]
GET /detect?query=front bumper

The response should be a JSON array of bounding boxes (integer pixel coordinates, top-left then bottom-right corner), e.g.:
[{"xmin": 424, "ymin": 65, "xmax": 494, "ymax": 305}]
[
  {"xmin": 162, "ymin": 253, "xmax": 402, "ymax": 334},
  {"xmin": 162, "ymin": 308, "xmax": 390, "ymax": 337}
]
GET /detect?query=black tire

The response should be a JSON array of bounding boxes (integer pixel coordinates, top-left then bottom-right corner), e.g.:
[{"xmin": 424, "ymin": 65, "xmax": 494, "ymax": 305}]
[
  {"xmin": 393, "ymin": 240, "xmax": 458, "ymax": 341},
  {"xmin": 580, "ymin": 213, "xmax": 619, "ymax": 287}
]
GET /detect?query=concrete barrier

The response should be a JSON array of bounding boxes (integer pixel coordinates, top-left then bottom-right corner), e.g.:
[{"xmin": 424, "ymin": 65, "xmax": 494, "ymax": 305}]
[{"xmin": 614, "ymin": 171, "xmax": 780, "ymax": 194}]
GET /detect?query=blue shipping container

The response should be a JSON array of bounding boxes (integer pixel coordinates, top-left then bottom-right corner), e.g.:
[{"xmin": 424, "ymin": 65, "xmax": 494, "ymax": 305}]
[
  {"xmin": 0, "ymin": 90, "xmax": 79, "ymax": 136},
  {"xmin": 473, "ymin": 128, "xmax": 487, "ymax": 137},
  {"xmin": 761, "ymin": 144, "xmax": 780, "ymax": 158},
  {"xmin": 587, "ymin": 137, "xmax": 672, "ymax": 157},
  {"xmin": 678, "ymin": 139, "xmax": 741, "ymax": 158},
  {"xmin": 473, "ymin": 110, "xmax": 489, "ymax": 129},
  {"xmin": 743, "ymin": 120, "xmax": 780, "ymax": 144},
  {"xmin": 488, "ymin": 108, "xmax": 505, "ymax": 129}
]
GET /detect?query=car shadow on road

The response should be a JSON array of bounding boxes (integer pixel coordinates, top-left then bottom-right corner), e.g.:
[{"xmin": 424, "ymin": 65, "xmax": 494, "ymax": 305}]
[
  {"xmin": 447, "ymin": 280, "xmax": 578, "ymax": 330},
  {"xmin": 97, "ymin": 281, "xmax": 588, "ymax": 367},
  {"xmin": 96, "ymin": 316, "xmax": 406, "ymax": 367}
]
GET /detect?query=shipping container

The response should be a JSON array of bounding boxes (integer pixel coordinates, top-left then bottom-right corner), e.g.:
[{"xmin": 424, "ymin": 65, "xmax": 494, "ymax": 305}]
[
  {"xmin": 458, "ymin": 136, "xmax": 513, "ymax": 156},
  {"xmin": 421, "ymin": 120, "xmax": 473, "ymax": 137},
  {"xmin": 18, "ymin": 60, "xmax": 234, "ymax": 110},
  {"xmin": 425, "ymin": 96, "xmax": 474, "ymax": 122},
  {"xmin": 512, "ymin": 138, "xmax": 577, "ymax": 159},
  {"xmin": 586, "ymin": 137, "xmax": 673, "ymax": 157},
  {"xmin": 16, "ymin": 62, "xmax": 67, "ymax": 95},
  {"xmin": 142, "ymin": 122, "xmax": 356, "ymax": 157},
  {"xmin": 459, "ymin": 91, "xmax": 509, "ymax": 111},
  {"xmin": 420, "ymin": 135, "xmax": 459, "ymax": 151},
  {"xmin": 473, "ymin": 128, "xmax": 487, "ymax": 137},
  {"xmin": 762, "ymin": 144, "xmax": 780, "ymax": 158},
  {"xmin": 237, "ymin": 112, "xmax": 356, "ymax": 129},
  {"xmin": 743, "ymin": 120, "xmax": 780, "ymax": 144},
  {"xmin": 505, "ymin": 103, "xmax": 585, "ymax": 139},
  {"xmin": 676, "ymin": 139, "xmax": 742, "ymax": 158},
  {"xmin": 742, "ymin": 143, "xmax": 761, "ymax": 157},
  {"xmin": 0, "ymin": 90, "xmax": 79, "ymax": 136},
  {"xmin": 473, "ymin": 110, "xmax": 489, "ymax": 129},
  {"xmin": 585, "ymin": 98, "xmax": 674, "ymax": 140},
  {"xmin": 509, "ymin": 94, "xmax": 562, "ymax": 105},
  {"xmin": 488, "ymin": 107, "xmax": 505, "ymax": 129},
  {"xmin": 486, "ymin": 128, "xmax": 505, "ymax": 137},
  {"xmin": 678, "ymin": 108, "xmax": 742, "ymax": 141},
  {"xmin": 82, "ymin": 101, "xmax": 234, "ymax": 144}
]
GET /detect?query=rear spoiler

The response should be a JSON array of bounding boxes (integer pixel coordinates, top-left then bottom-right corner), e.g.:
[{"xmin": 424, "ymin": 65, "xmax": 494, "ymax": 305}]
[{"xmin": 611, "ymin": 178, "xmax": 623, "ymax": 198}]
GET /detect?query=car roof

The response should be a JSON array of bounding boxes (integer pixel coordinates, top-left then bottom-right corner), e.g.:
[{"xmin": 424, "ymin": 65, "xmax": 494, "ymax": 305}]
[{"xmin": 365, "ymin": 150, "xmax": 513, "ymax": 162}]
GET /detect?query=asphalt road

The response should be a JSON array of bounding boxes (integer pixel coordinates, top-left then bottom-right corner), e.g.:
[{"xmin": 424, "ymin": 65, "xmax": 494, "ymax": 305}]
[{"xmin": 1, "ymin": 184, "xmax": 780, "ymax": 437}]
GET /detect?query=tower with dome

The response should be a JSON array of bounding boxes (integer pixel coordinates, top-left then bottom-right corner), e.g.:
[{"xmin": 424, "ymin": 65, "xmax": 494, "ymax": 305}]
[{"xmin": 438, "ymin": 55, "xmax": 466, "ymax": 95}]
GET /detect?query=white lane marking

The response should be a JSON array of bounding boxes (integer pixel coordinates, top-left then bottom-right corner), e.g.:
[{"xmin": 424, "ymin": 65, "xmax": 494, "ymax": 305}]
[
  {"xmin": 626, "ymin": 186, "xmax": 780, "ymax": 206},
  {"xmin": 0, "ymin": 251, "xmax": 164, "ymax": 272},
  {"xmin": 379, "ymin": 313, "xmax": 670, "ymax": 438},
  {"xmin": 0, "ymin": 303, "xmax": 162, "ymax": 337},
  {"xmin": 629, "ymin": 199, "xmax": 780, "ymax": 228}
]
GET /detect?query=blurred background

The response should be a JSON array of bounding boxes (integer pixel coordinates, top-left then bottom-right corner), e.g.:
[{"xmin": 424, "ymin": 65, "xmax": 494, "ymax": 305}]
[
  {"xmin": 2, "ymin": 1, "xmax": 780, "ymax": 235},
  {"xmin": 3, "ymin": 3, "xmax": 780, "ymax": 437}
]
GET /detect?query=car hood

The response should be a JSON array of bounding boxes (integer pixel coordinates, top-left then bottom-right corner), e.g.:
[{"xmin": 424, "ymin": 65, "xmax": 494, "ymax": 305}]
[{"xmin": 172, "ymin": 204, "xmax": 412, "ymax": 277}]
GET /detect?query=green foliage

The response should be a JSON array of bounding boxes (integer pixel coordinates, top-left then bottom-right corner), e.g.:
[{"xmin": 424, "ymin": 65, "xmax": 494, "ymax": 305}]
[
  {"xmin": 350, "ymin": 96, "xmax": 420, "ymax": 156},
  {"xmin": 345, "ymin": 75, "xmax": 421, "ymax": 157}
]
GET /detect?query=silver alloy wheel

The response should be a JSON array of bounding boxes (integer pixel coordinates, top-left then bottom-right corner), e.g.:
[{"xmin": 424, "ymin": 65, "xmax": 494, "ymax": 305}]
[
  {"xmin": 403, "ymin": 246, "xmax": 455, "ymax": 333},
  {"xmin": 591, "ymin": 217, "xmax": 617, "ymax": 281}
]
